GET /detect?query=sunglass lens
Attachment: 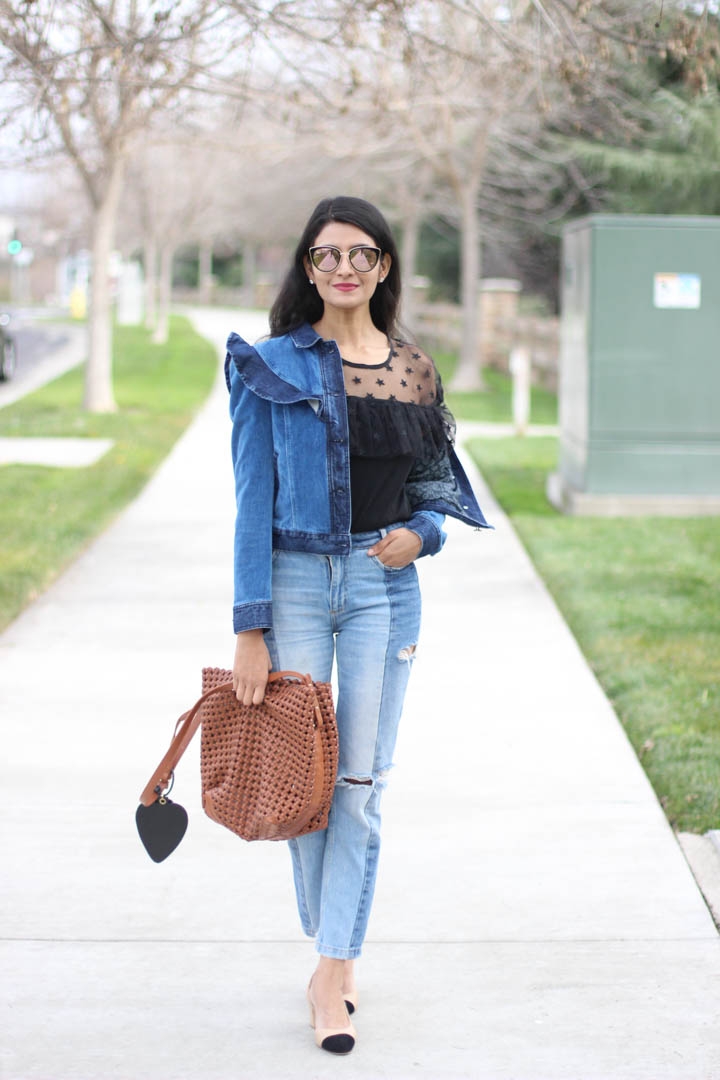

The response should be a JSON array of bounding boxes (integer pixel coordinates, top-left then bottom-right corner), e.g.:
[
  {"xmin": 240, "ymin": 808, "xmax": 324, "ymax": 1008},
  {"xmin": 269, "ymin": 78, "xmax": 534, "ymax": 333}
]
[
  {"xmin": 311, "ymin": 247, "xmax": 340, "ymax": 271},
  {"xmin": 350, "ymin": 247, "xmax": 379, "ymax": 271}
]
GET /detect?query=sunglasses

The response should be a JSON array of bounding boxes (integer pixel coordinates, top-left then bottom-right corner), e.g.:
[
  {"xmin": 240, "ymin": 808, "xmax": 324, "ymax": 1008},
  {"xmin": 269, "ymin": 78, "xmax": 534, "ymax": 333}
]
[{"xmin": 308, "ymin": 245, "xmax": 382, "ymax": 273}]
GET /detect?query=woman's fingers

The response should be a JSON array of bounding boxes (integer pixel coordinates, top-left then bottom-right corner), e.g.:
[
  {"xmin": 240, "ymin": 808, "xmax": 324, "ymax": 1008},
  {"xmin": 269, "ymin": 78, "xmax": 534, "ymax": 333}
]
[
  {"xmin": 233, "ymin": 670, "xmax": 269, "ymax": 704},
  {"xmin": 233, "ymin": 630, "xmax": 271, "ymax": 703},
  {"xmin": 234, "ymin": 676, "xmax": 268, "ymax": 706},
  {"xmin": 367, "ymin": 528, "xmax": 422, "ymax": 567}
]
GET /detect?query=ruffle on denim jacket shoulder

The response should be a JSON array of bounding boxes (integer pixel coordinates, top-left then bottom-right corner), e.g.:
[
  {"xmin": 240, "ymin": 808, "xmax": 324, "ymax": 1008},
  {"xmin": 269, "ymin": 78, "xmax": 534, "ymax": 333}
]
[
  {"xmin": 225, "ymin": 332, "xmax": 316, "ymax": 404},
  {"xmin": 346, "ymin": 396, "xmax": 450, "ymax": 461}
]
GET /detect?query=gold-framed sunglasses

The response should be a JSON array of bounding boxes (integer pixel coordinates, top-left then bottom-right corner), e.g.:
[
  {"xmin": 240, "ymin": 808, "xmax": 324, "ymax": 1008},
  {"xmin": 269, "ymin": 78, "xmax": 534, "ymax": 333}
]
[{"xmin": 308, "ymin": 245, "xmax": 382, "ymax": 273}]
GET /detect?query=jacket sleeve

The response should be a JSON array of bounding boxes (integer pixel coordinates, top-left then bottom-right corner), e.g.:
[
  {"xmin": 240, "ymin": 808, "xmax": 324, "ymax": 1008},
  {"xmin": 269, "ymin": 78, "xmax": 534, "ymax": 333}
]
[
  {"xmin": 405, "ymin": 508, "xmax": 447, "ymax": 558},
  {"xmin": 228, "ymin": 361, "xmax": 274, "ymax": 633},
  {"xmin": 405, "ymin": 448, "xmax": 459, "ymax": 558}
]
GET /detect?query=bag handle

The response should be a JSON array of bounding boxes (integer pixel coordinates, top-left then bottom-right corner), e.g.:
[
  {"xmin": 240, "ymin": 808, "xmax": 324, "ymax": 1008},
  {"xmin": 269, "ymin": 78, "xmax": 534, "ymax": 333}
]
[{"xmin": 138, "ymin": 671, "xmax": 317, "ymax": 808}]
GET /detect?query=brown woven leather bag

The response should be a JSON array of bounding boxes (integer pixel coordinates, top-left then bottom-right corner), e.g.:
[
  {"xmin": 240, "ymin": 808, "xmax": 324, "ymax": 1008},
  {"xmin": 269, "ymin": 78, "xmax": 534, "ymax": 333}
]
[{"xmin": 138, "ymin": 669, "xmax": 338, "ymax": 846}]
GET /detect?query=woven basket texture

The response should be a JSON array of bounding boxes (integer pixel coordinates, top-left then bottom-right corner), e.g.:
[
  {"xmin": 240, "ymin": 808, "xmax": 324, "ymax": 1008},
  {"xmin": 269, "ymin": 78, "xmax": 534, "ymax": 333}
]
[{"xmin": 199, "ymin": 668, "xmax": 338, "ymax": 841}]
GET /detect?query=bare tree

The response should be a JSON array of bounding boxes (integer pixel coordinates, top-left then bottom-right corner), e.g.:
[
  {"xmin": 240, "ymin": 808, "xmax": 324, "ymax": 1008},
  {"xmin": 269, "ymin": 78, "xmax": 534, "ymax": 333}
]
[
  {"xmin": 123, "ymin": 125, "xmax": 240, "ymax": 342},
  {"xmin": 0, "ymin": 0, "xmax": 257, "ymax": 410},
  {"xmin": 5, "ymin": 0, "xmax": 707, "ymax": 407},
  {"xmin": 292, "ymin": 1, "xmax": 537, "ymax": 387},
  {"xmin": 291, "ymin": 0, "xmax": 718, "ymax": 385}
]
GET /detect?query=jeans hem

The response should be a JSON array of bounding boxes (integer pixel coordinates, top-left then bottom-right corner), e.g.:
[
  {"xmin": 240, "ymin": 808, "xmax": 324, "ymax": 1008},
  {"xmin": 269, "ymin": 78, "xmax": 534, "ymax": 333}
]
[{"xmin": 315, "ymin": 943, "xmax": 363, "ymax": 960}]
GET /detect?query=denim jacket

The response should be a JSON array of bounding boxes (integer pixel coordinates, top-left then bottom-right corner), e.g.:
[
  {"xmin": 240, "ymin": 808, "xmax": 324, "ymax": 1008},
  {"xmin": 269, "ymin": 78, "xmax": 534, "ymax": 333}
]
[{"xmin": 225, "ymin": 323, "xmax": 491, "ymax": 633}]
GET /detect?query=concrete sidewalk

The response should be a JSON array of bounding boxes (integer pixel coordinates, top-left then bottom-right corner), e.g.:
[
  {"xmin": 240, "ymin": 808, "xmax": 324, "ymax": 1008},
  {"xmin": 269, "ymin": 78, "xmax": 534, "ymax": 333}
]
[{"xmin": 1, "ymin": 308, "xmax": 719, "ymax": 1080}]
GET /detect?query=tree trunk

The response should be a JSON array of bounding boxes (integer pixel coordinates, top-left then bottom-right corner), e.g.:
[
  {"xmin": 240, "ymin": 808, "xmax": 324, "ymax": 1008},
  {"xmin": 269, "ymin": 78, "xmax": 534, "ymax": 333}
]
[
  {"xmin": 84, "ymin": 159, "xmax": 124, "ymax": 412},
  {"xmin": 449, "ymin": 184, "xmax": 486, "ymax": 391},
  {"xmin": 198, "ymin": 240, "xmax": 213, "ymax": 304},
  {"xmin": 400, "ymin": 205, "xmax": 421, "ymax": 338},
  {"xmin": 242, "ymin": 240, "xmax": 256, "ymax": 308},
  {"xmin": 152, "ymin": 242, "xmax": 174, "ymax": 345},
  {"xmin": 144, "ymin": 235, "xmax": 158, "ymax": 330}
]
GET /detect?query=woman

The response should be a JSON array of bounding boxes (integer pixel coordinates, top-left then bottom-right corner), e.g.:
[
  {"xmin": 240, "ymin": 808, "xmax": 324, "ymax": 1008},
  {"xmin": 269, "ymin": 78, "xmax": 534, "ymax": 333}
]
[{"xmin": 225, "ymin": 196, "xmax": 490, "ymax": 1054}]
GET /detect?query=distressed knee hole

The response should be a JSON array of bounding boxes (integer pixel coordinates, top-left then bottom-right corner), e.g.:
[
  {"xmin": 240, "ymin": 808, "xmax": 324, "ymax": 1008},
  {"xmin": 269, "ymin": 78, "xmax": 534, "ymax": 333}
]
[
  {"xmin": 337, "ymin": 765, "xmax": 393, "ymax": 791},
  {"xmin": 397, "ymin": 643, "xmax": 417, "ymax": 662}
]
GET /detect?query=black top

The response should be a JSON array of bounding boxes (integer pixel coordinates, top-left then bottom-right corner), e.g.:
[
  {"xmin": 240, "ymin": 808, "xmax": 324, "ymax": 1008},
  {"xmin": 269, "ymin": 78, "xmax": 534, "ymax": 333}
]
[{"xmin": 342, "ymin": 339, "xmax": 453, "ymax": 532}]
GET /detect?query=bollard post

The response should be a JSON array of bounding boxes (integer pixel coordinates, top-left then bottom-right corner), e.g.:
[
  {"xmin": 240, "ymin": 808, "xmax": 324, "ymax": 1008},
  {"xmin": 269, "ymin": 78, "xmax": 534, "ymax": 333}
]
[{"xmin": 510, "ymin": 345, "xmax": 531, "ymax": 436}]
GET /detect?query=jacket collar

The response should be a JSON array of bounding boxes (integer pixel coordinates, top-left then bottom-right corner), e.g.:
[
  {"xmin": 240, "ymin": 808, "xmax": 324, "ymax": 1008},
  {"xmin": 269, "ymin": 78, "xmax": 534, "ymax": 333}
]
[{"xmin": 289, "ymin": 323, "xmax": 323, "ymax": 349}]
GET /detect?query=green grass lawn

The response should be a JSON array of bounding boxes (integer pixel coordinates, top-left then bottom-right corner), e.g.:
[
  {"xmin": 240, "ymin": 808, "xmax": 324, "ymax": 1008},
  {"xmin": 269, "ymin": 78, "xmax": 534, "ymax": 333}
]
[
  {"xmin": 433, "ymin": 352, "xmax": 558, "ymax": 425},
  {"xmin": 467, "ymin": 434, "xmax": 720, "ymax": 835},
  {"xmin": 0, "ymin": 316, "xmax": 217, "ymax": 632}
]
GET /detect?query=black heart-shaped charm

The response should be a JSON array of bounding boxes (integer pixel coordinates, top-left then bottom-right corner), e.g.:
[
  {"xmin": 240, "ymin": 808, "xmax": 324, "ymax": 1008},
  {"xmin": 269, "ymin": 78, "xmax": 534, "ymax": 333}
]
[{"xmin": 136, "ymin": 798, "xmax": 188, "ymax": 863}]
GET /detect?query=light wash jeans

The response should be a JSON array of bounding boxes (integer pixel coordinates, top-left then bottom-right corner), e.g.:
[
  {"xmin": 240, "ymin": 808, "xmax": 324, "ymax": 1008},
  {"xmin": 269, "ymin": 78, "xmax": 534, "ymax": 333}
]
[{"xmin": 264, "ymin": 529, "xmax": 422, "ymax": 959}]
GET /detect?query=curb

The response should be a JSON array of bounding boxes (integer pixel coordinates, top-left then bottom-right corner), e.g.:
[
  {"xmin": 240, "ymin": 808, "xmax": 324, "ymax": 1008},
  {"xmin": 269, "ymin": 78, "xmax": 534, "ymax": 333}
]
[{"xmin": 677, "ymin": 831, "xmax": 720, "ymax": 931}]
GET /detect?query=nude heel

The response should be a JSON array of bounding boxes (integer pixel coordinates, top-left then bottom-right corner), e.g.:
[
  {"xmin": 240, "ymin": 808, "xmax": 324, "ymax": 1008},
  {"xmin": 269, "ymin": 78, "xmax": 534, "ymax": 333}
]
[{"xmin": 307, "ymin": 981, "xmax": 356, "ymax": 1055}]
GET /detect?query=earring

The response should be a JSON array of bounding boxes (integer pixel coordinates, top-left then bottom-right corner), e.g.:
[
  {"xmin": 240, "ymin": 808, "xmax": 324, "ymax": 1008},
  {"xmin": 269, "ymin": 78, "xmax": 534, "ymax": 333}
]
[
  {"xmin": 308, "ymin": 279, "xmax": 315, "ymax": 286},
  {"xmin": 379, "ymin": 277, "xmax": 385, "ymax": 282}
]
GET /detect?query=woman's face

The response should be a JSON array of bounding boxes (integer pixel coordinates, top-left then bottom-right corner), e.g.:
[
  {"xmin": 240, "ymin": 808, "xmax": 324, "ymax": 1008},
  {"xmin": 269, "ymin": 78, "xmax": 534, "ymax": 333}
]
[{"xmin": 304, "ymin": 222, "xmax": 392, "ymax": 316}]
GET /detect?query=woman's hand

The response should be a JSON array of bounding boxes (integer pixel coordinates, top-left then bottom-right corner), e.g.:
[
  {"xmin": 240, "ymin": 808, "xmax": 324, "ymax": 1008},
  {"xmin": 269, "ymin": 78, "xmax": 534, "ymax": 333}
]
[
  {"xmin": 367, "ymin": 528, "xmax": 422, "ymax": 568},
  {"xmin": 233, "ymin": 629, "xmax": 272, "ymax": 705}
]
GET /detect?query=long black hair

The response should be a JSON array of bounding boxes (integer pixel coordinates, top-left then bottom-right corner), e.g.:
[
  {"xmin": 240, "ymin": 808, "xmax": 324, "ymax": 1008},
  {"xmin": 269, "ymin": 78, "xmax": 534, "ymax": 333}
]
[{"xmin": 269, "ymin": 196, "xmax": 402, "ymax": 338}]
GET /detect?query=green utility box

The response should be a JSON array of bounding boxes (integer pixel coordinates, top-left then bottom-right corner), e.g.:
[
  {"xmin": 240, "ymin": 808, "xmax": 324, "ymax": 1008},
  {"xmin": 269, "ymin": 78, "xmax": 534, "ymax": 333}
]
[{"xmin": 548, "ymin": 214, "xmax": 720, "ymax": 515}]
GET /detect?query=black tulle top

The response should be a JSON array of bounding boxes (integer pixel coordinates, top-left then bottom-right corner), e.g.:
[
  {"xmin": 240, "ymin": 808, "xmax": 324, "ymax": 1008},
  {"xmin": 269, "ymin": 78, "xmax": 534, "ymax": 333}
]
[{"xmin": 342, "ymin": 338, "xmax": 454, "ymax": 532}]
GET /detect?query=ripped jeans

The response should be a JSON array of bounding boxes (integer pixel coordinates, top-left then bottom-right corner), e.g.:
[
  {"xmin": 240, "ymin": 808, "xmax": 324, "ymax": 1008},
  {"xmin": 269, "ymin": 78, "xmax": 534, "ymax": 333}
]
[{"xmin": 264, "ymin": 530, "xmax": 422, "ymax": 959}]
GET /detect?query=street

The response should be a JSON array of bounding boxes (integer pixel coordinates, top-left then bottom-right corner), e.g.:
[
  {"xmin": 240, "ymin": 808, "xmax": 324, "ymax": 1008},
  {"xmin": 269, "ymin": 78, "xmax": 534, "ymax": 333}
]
[{"xmin": 0, "ymin": 309, "xmax": 85, "ymax": 408}]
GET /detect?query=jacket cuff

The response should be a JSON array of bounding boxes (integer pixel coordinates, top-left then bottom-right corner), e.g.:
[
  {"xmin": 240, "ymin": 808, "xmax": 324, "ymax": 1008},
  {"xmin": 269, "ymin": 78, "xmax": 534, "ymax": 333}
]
[
  {"xmin": 406, "ymin": 511, "xmax": 445, "ymax": 558},
  {"xmin": 233, "ymin": 601, "xmax": 272, "ymax": 634}
]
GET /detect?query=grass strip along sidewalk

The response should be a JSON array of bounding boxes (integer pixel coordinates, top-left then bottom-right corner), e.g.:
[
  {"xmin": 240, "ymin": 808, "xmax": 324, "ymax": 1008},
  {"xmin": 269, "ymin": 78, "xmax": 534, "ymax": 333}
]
[
  {"xmin": 0, "ymin": 315, "xmax": 216, "ymax": 634},
  {"xmin": 434, "ymin": 356, "xmax": 718, "ymax": 835}
]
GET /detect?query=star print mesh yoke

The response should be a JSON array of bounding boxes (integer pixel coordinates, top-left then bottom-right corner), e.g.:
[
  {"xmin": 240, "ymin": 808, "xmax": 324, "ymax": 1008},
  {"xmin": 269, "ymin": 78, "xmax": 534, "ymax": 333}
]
[{"xmin": 342, "ymin": 339, "xmax": 454, "ymax": 532}]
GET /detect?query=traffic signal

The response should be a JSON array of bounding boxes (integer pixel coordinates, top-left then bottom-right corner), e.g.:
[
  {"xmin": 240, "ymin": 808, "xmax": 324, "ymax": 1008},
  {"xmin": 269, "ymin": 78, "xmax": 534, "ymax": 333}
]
[{"xmin": 7, "ymin": 238, "xmax": 22, "ymax": 256}]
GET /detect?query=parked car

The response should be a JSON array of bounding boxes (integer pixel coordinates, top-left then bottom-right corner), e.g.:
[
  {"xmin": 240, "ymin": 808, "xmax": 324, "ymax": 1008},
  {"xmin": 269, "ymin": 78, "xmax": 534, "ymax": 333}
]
[{"xmin": 0, "ymin": 313, "xmax": 16, "ymax": 381}]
